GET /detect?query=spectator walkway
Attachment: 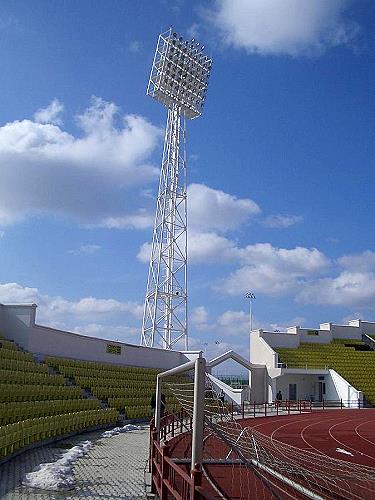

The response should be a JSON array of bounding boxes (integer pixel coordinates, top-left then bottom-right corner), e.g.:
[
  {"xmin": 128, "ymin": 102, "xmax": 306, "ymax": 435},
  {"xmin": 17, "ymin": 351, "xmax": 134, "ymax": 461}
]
[{"xmin": 0, "ymin": 426, "xmax": 151, "ymax": 499}]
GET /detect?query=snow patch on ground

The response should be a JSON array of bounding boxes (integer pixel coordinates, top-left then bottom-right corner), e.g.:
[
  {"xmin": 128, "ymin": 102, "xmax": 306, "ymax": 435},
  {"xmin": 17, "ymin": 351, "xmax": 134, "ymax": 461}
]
[
  {"xmin": 23, "ymin": 440, "xmax": 92, "ymax": 491},
  {"xmin": 101, "ymin": 424, "xmax": 142, "ymax": 438},
  {"xmin": 336, "ymin": 447, "xmax": 354, "ymax": 456}
]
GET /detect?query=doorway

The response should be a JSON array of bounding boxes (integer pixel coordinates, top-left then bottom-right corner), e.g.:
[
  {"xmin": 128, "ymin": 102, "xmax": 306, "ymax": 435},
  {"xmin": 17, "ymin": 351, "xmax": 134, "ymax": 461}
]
[
  {"xmin": 289, "ymin": 383, "xmax": 297, "ymax": 400},
  {"xmin": 318, "ymin": 381, "xmax": 326, "ymax": 402}
]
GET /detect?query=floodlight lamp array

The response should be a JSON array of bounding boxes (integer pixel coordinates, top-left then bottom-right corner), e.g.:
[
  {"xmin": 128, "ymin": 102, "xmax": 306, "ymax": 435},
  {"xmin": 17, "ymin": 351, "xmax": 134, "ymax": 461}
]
[{"xmin": 147, "ymin": 28, "xmax": 212, "ymax": 119}]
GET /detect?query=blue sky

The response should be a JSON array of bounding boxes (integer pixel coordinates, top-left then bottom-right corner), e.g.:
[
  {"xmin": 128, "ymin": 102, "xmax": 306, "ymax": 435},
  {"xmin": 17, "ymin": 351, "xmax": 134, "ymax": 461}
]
[{"xmin": 0, "ymin": 0, "xmax": 375, "ymax": 361}]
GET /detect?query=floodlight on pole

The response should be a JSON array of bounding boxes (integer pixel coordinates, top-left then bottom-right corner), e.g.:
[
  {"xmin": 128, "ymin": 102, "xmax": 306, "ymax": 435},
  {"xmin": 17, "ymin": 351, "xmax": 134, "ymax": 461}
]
[
  {"xmin": 141, "ymin": 28, "xmax": 212, "ymax": 350},
  {"xmin": 245, "ymin": 292, "xmax": 256, "ymax": 333}
]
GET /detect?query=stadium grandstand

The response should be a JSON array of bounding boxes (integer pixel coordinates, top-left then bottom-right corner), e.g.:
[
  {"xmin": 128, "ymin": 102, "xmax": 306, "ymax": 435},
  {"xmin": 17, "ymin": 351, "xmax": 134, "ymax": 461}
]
[
  {"xmin": 2, "ymin": 303, "xmax": 375, "ymax": 498},
  {"xmin": 250, "ymin": 318, "xmax": 375, "ymax": 407}
]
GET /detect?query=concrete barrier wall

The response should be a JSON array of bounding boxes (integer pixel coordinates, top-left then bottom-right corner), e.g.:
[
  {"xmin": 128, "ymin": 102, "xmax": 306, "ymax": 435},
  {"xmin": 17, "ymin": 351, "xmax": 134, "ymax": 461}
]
[
  {"xmin": 251, "ymin": 331, "xmax": 279, "ymax": 367},
  {"xmin": 325, "ymin": 324, "xmax": 362, "ymax": 340},
  {"xmin": 0, "ymin": 304, "xmax": 188, "ymax": 370},
  {"xmin": 261, "ymin": 329, "xmax": 299, "ymax": 348},
  {"xmin": 349, "ymin": 320, "xmax": 375, "ymax": 336},
  {"xmin": 299, "ymin": 327, "xmax": 332, "ymax": 343},
  {"xmin": 328, "ymin": 369, "xmax": 363, "ymax": 406}
]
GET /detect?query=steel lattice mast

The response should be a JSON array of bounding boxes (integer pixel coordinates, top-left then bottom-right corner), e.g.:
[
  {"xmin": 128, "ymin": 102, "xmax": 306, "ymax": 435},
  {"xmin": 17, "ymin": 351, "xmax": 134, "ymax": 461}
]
[{"xmin": 141, "ymin": 28, "xmax": 212, "ymax": 350}]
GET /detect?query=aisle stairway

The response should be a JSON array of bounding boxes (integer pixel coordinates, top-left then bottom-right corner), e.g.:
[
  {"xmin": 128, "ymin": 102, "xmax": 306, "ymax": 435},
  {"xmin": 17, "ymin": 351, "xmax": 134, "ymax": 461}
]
[{"xmin": 45, "ymin": 356, "xmax": 181, "ymax": 419}]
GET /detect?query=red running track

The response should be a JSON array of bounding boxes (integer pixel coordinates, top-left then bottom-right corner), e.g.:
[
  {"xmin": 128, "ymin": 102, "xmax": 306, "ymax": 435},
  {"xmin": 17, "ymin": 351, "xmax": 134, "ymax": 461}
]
[
  {"xmin": 241, "ymin": 409, "xmax": 375, "ymax": 468},
  {"xmin": 169, "ymin": 410, "xmax": 375, "ymax": 499}
]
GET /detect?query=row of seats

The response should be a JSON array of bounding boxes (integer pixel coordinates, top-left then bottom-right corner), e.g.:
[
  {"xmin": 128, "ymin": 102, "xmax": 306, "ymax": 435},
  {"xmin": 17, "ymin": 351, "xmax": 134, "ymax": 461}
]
[
  {"xmin": 54, "ymin": 365, "xmax": 156, "ymax": 381},
  {"xmin": 44, "ymin": 355, "xmax": 184, "ymax": 418},
  {"xmin": 74, "ymin": 376, "xmax": 155, "ymax": 389},
  {"xmin": 46, "ymin": 356, "xmax": 159, "ymax": 375},
  {"xmin": 0, "ymin": 358, "xmax": 49, "ymax": 374},
  {"xmin": 0, "ymin": 409, "xmax": 118, "ymax": 458},
  {"xmin": 0, "ymin": 399, "xmax": 100, "ymax": 426},
  {"xmin": 91, "ymin": 386, "xmax": 155, "ymax": 400},
  {"xmin": 0, "ymin": 334, "xmax": 120, "ymax": 460},
  {"xmin": 0, "ymin": 368, "xmax": 65, "ymax": 386},
  {"xmin": 0, "ymin": 332, "xmax": 183, "ymax": 459},
  {"xmin": 0, "ymin": 347, "xmax": 34, "ymax": 362},
  {"xmin": 126, "ymin": 406, "xmax": 153, "ymax": 419},
  {"xmin": 276, "ymin": 339, "xmax": 375, "ymax": 405},
  {"xmin": 0, "ymin": 384, "xmax": 83, "ymax": 402},
  {"xmin": 0, "ymin": 338, "xmax": 18, "ymax": 350}
]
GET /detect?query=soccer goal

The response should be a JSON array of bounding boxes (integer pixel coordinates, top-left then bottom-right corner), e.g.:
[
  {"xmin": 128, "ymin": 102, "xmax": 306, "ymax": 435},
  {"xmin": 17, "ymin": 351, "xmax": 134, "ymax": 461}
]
[{"xmin": 155, "ymin": 355, "xmax": 375, "ymax": 500}]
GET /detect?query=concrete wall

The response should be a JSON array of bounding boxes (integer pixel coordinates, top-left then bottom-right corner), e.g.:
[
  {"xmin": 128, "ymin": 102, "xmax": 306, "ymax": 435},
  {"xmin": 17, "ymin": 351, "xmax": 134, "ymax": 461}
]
[
  {"xmin": 250, "ymin": 366, "xmax": 268, "ymax": 403},
  {"xmin": 349, "ymin": 320, "xmax": 375, "ymax": 336},
  {"xmin": 298, "ymin": 327, "xmax": 332, "ymax": 344},
  {"xmin": 321, "ymin": 323, "xmax": 362, "ymax": 340},
  {"xmin": 274, "ymin": 369, "xmax": 363, "ymax": 404},
  {"xmin": 328, "ymin": 369, "xmax": 363, "ymax": 406},
  {"xmin": 250, "ymin": 331, "xmax": 279, "ymax": 367},
  {"xmin": 276, "ymin": 373, "xmax": 320, "ymax": 401},
  {"xmin": 260, "ymin": 329, "xmax": 299, "ymax": 349},
  {"xmin": 0, "ymin": 304, "xmax": 187, "ymax": 370}
]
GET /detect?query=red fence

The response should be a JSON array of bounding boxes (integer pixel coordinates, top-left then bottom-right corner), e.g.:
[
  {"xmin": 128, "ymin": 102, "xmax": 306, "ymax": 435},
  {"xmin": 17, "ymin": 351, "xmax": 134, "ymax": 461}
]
[{"xmin": 149, "ymin": 412, "xmax": 215, "ymax": 500}]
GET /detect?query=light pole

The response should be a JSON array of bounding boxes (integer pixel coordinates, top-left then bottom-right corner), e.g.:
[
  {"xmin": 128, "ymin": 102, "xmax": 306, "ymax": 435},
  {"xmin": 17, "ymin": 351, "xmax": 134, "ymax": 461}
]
[
  {"xmin": 141, "ymin": 28, "xmax": 212, "ymax": 350},
  {"xmin": 245, "ymin": 292, "xmax": 256, "ymax": 333},
  {"xmin": 203, "ymin": 342, "xmax": 208, "ymax": 358}
]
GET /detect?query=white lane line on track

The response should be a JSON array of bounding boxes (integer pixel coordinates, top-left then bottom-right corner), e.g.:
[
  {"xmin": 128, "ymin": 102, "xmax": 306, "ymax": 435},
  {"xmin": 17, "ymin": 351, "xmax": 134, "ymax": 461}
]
[
  {"xmin": 300, "ymin": 417, "xmax": 375, "ymax": 499},
  {"xmin": 355, "ymin": 420, "xmax": 375, "ymax": 448},
  {"xmin": 244, "ymin": 413, "xmax": 375, "ymax": 500},
  {"xmin": 328, "ymin": 419, "xmax": 375, "ymax": 462},
  {"xmin": 300, "ymin": 416, "xmax": 347, "ymax": 456}
]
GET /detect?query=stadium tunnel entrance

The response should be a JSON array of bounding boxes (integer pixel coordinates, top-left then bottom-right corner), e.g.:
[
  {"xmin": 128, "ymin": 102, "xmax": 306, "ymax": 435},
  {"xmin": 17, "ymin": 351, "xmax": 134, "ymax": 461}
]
[{"xmin": 206, "ymin": 350, "xmax": 268, "ymax": 404}]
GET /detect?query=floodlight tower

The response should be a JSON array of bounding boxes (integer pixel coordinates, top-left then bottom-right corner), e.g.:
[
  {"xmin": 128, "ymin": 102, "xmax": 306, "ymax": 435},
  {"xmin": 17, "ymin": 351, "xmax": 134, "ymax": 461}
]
[{"xmin": 141, "ymin": 28, "xmax": 212, "ymax": 350}]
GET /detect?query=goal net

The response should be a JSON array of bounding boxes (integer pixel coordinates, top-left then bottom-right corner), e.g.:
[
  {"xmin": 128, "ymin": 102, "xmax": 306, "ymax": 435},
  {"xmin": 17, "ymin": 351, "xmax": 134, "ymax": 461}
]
[{"xmin": 164, "ymin": 367, "xmax": 375, "ymax": 500}]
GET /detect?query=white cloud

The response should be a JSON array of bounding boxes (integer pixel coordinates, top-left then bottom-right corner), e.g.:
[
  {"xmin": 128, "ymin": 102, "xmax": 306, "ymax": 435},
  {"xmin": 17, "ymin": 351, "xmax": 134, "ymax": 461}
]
[
  {"xmin": 0, "ymin": 230, "xmax": 4, "ymax": 238},
  {"xmin": 188, "ymin": 183, "xmax": 260, "ymax": 232},
  {"xmin": 217, "ymin": 309, "xmax": 248, "ymax": 330},
  {"xmin": 127, "ymin": 40, "xmax": 143, "ymax": 53},
  {"xmin": 189, "ymin": 231, "xmax": 239, "ymax": 263},
  {"xmin": 338, "ymin": 250, "xmax": 375, "ymax": 273},
  {"xmin": 208, "ymin": 0, "xmax": 359, "ymax": 56},
  {"xmin": 220, "ymin": 243, "xmax": 330, "ymax": 295},
  {"xmin": 0, "ymin": 282, "xmax": 39, "ymax": 304},
  {"xmin": 267, "ymin": 316, "xmax": 306, "ymax": 332},
  {"xmin": 100, "ymin": 210, "xmax": 154, "ymax": 230},
  {"xmin": 187, "ymin": 23, "xmax": 200, "ymax": 40},
  {"xmin": 297, "ymin": 251, "xmax": 375, "ymax": 308},
  {"xmin": 137, "ymin": 242, "xmax": 152, "ymax": 263},
  {"xmin": 68, "ymin": 244, "xmax": 101, "ymax": 256},
  {"xmin": 190, "ymin": 306, "xmax": 210, "ymax": 329},
  {"xmin": 0, "ymin": 283, "xmax": 143, "ymax": 341},
  {"xmin": 72, "ymin": 323, "xmax": 139, "ymax": 342},
  {"xmin": 263, "ymin": 214, "xmax": 303, "ymax": 228},
  {"xmin": 298, "ymin": 271, "xmax": 375, "ymax": 308},
  {"xmin": 137, "ymin": 230, "xmax": 239, "ymax": 264},
  {"xmin": 34, "ymin": 99, "xmax": 64, "ymax": 125},
  {"xmin": 137, "ymin": 182, "xmax": 260, "ymax": 263},
  {"xmin": 0, "ymin": 97, "xmax": 161, "ymax": 226}
]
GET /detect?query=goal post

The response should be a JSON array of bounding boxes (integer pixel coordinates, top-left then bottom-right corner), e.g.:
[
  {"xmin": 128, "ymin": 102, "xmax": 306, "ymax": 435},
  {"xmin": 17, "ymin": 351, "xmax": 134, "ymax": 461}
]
[{"xmin": 155, "ymin": 356, "xmax": 206, "ymax": 470}]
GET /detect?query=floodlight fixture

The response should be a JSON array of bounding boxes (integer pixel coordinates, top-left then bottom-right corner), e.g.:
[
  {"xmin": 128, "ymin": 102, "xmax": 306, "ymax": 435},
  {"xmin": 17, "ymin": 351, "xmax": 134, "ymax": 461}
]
[
  {"xmin": 245, "ymin": 292, "xmax": 256, "ymax": 333},
  {"xmin": 141, "ymin": 28, "xmax": 212, "ymax": 351},
  {"xmin": 146, "ymin": 27, "xmax": 212, "ymax": 120}
]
